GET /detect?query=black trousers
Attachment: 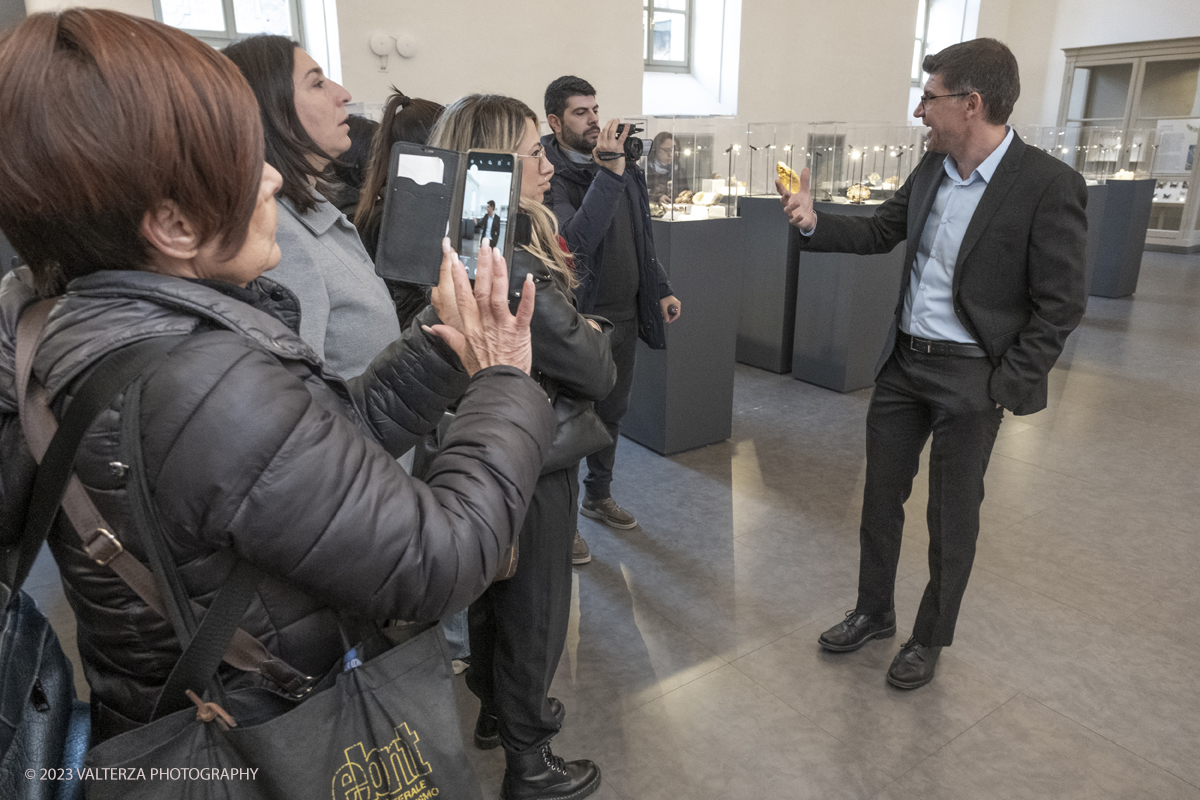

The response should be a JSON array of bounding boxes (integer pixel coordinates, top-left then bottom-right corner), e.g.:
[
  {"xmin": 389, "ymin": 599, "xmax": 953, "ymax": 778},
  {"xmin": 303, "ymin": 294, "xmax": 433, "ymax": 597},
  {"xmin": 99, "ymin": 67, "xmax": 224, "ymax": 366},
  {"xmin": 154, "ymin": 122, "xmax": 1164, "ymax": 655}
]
[
  {"xmin": 466, "ymin": 465, "xmax": 578, "ymax": 754},
  {"xmin": 856, "ymin": 345, "xmax": 1004, "ymax": 647},
  {"xmin": 583, "ymin": 316, "xmax": 639, "ymax": 501}
]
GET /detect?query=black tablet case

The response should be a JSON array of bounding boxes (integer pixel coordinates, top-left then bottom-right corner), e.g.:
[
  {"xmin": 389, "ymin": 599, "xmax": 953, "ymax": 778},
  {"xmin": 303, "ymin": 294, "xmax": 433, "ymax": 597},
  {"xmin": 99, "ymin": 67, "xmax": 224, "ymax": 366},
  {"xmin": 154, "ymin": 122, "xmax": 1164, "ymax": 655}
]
[{"xmin": 375, "ymin": 142, "xmax": 467, "ymax": 286}]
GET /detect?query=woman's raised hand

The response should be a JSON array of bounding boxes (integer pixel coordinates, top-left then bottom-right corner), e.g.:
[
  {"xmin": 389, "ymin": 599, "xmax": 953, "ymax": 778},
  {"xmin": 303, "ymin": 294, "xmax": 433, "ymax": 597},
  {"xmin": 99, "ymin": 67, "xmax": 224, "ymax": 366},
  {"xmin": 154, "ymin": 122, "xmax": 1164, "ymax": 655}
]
[{"xmin": 426, "ymin": 238, "xmax": 535, "ymax": 376}]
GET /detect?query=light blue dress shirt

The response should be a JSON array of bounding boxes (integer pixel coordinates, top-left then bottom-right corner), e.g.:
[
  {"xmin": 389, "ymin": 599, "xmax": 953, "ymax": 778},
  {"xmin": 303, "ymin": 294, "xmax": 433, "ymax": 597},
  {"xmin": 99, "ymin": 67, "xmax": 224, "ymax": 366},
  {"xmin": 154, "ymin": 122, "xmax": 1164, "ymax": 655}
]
[{"xmin": 901, "ymin": 127, "xmax": 1014, "ymax": 343}]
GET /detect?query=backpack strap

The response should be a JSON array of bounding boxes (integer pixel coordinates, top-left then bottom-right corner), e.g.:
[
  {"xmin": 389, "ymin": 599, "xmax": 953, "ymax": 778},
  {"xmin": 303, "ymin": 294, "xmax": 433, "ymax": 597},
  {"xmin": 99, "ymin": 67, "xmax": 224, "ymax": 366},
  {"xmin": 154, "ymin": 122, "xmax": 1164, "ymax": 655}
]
[{"xmin": 13, "ymin": 299, "xmax": 310, "ymax": 694}]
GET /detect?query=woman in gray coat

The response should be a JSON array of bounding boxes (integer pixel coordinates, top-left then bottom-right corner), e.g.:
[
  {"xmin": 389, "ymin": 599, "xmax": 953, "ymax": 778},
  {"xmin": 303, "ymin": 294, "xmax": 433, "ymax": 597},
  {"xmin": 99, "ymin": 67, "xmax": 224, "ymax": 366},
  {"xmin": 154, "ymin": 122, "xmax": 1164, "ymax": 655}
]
[
  {"xmin": 0, "ymin": 9, "xmax": 549, "ymax": 744},
  {"xmin": 223, "ymin": 35, "xmax": 399, "ymax": 380}
]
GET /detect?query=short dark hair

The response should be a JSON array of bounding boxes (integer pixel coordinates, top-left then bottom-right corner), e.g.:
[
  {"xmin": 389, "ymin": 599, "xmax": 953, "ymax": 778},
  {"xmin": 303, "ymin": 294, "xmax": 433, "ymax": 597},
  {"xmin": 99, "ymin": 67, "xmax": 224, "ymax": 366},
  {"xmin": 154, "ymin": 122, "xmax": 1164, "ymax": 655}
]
[
  {"xmin": 487, "ymin": 200, "xmax": 495, "ymax": 208},
  {"xmin": 223, "ymin": 35, "xmax": 332, "ymax": 215},
  {"xmin": 0, "ymin": 10, "xmax": 263, "ymax": 296},
  {"xmin": 544, "ymin": 75, "xmax": 596, "ymax": 120},
  {"xmin": 922, "ymin": 38, "xmax": 1020, "ymax": 125}
]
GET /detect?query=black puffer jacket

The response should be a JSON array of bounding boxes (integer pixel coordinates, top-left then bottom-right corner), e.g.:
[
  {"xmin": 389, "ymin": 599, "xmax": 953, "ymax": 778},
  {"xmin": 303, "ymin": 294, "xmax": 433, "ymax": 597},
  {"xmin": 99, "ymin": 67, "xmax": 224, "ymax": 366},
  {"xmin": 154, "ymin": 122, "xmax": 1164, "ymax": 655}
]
[{"xmin": 0, "ymin": 268, "xmax": 555, "ymax": 727}]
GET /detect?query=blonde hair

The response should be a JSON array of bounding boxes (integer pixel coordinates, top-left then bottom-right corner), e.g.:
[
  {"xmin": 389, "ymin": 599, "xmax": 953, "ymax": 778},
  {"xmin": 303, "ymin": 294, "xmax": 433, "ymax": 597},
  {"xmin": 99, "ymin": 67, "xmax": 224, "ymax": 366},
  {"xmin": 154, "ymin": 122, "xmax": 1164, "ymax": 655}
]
[{"xmin": 429, "ymin": 94, "xmax": 577, "ymax": 293}]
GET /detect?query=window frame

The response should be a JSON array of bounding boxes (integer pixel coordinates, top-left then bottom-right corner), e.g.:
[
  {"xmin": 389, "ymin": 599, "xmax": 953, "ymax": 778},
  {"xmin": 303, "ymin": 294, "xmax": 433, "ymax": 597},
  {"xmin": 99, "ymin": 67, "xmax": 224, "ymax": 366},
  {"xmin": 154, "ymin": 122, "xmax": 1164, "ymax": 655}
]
[
  {"xmin": 152, "ymin": 0, "xmax": 306, "ymax": 50},
  {"xmin": 644, "ymin": 0, "xmax": 692, "ymax": 74}
]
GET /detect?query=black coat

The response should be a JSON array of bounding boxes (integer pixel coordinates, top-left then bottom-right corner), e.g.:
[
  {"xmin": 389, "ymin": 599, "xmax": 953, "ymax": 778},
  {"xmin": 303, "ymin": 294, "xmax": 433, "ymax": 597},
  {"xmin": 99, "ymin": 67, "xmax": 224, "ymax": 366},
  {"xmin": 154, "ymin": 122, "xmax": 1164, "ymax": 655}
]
[
  {"xmin": 476, "ymin": 213, "xmax": 502, "ymax": 249},
  {"xmin": 508, "ymin": 248, "xmax": 615, "ymax": 404},
  {"xmin": 800, "ymin": 133, "xmax": 1088, "ymax": 415},
  {"xmin": 0, "ymin": 268, "xmax": 555, "ymax": 727},
  {"xmin": 542, "ymin": 134, "xmax": 673, "ymax": 349}
]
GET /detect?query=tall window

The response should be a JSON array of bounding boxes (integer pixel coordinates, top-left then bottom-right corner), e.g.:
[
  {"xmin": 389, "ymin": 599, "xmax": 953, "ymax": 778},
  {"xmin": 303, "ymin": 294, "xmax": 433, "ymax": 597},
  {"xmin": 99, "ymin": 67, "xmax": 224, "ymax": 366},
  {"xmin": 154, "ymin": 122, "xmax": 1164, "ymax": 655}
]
[
  {"xmin": 154, "ymin": 0, "xmax": 342, "ymax": 83},
  {"xmin": 644, "ymin": 0, "xmax": 692, "ymax": 73},
  {"xmin": 909, "ymin": 0, "xmax": 979, "ymax": 112},
  {"xmin": 154, "ymin": 0, "xmax": 300, "ymax": 47}
]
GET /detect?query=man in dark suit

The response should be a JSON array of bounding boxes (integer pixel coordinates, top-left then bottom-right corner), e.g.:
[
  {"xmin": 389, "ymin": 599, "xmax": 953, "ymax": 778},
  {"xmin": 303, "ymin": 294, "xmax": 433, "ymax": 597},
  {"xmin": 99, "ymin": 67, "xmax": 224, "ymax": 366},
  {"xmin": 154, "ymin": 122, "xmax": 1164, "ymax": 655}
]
[
  {"xmin": 780, "ymin": 38, "xmax": 1087, "ymax": 689},
  {"xmin": 476, "ymin": 200, "xmax": 501, "ymax": 249}
]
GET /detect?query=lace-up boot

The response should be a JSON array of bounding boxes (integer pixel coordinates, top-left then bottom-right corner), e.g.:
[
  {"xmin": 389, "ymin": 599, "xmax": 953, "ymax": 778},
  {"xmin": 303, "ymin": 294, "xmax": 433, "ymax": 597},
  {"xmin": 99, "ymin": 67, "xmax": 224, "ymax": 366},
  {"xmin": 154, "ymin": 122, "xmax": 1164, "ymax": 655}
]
[{"xmin": 500, "ymin": 743, "xmax": 600, "ymax": 800}]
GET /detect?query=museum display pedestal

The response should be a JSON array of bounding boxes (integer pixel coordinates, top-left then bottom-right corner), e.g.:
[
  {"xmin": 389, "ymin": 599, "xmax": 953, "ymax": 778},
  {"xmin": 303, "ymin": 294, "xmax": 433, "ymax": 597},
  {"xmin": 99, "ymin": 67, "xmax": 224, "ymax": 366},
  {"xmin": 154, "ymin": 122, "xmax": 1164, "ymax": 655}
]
[
  {"xmin": 791, "ymin": 202, "xmax": 906, "ymax": 393},
  {"xmin": 1089, "ymin": 178, "xmax": 1154, "ymax": 298},
  {"xmin": 622, "ymin": 217, "xmax": 744, "ymax": 456},
  {"xmin": 735, "ymin": 196, "xmax": 800, "ymax": 373},
  {"xmin": 1083, "ymin": 183, "xmax": 1108, "ymax": 299}
]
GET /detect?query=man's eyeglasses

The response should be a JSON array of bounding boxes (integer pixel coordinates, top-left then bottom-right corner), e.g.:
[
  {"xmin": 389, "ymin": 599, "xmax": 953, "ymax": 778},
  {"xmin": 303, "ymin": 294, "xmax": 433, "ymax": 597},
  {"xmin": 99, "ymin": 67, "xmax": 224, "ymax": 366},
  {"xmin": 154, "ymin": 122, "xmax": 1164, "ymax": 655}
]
[{"xmin": 918, "ymin": 92, "xmax": 971, "ymax": 106}]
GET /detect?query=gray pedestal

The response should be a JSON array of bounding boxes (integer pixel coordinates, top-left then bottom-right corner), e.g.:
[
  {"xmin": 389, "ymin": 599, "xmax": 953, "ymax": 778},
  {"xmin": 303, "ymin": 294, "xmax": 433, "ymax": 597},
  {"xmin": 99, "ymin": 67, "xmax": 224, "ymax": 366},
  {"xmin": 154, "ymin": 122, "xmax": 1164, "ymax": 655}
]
[
  {"xmin": 735, "ymin": 196, "xmax": 800, "ymax": 373},
  {"xmin": 791, "ymin": 202, "xmax": 906, "ymax": 393},
  {"xmin": 1090, "ymin": 178, "xmax": 1154, "ymax": 298},
  {"xmin": 1083, "ymin": 183, "xmax": 1108, "ymax": 300},
  {"xmin": 622, "ymin": 217, "xmax": 744, "ymax": 455}
]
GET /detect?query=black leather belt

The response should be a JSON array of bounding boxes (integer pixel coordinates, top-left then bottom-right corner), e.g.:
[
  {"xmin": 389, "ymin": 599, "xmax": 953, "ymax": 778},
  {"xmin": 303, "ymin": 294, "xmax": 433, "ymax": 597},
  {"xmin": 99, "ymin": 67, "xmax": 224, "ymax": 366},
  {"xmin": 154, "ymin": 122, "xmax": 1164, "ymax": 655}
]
[{"xmin": 897, "ymin": 331, "xmax": 987, "ymax": 358}]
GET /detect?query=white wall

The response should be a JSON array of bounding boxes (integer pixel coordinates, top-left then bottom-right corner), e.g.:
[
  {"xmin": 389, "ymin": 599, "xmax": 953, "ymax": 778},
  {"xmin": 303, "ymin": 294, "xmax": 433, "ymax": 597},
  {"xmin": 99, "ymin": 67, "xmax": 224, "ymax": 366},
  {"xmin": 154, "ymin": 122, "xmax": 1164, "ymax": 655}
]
[
  {"xmin": 979, "ymin": 0, "xmax": 1200, "ymax": 125},
  {"xmin": 336, "ymin": 0, "xmax": 917, "ymax": 123},
  {"xmin": 736, "ymin": 0, "xmax": 917, "ymax": 123},
  {"xmin": 336, "ymin": 0, "xmax": 645, "ymax": 120},
  {"xmin": 18, "ymin": 0, "xmax": 1200, "ymax": 129},
  {"xmin": 24, "ymin": 0, "xmax": 151, "ymax": 17}
]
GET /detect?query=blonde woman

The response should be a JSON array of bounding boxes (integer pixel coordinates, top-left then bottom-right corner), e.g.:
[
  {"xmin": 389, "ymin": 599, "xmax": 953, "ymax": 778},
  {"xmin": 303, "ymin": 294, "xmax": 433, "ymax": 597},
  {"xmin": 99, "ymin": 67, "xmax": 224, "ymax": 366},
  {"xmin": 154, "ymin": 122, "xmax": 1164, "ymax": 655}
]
[{"xmin": 430, "ymin": 95, "xmax": 614, "ymax": 800}]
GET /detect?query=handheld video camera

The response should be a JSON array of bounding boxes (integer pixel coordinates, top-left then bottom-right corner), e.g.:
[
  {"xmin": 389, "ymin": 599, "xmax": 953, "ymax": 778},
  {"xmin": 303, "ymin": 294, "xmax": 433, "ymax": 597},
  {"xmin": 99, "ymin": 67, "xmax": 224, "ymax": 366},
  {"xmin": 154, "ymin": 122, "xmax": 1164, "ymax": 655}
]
[{"xmin": 615, "ymin": 123, "xmax": 645, "ymax": 161}]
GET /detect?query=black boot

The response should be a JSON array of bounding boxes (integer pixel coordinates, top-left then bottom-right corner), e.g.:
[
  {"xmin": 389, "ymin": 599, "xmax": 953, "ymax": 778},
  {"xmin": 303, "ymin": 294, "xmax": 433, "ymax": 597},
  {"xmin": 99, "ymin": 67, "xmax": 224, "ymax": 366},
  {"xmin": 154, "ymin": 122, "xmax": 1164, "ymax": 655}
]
[
  {"xmin": 475, "ymin": 698, "xmax": 566, "ymax": 750},
  {"xmin": 500, "ymin": 743, "xmax": 600, "ymax": 800}
]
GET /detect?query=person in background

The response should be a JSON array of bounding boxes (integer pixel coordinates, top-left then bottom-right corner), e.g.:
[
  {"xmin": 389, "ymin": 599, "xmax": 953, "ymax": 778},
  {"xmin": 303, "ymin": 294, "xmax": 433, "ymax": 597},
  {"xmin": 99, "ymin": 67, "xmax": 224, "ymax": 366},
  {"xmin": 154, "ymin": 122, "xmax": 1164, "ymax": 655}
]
[
  {"xmin": 0, "ymin": 8, "xmax": 551, "ymax": 745},
  {"xmin": 328, "ymin": 114, "xmax": 380, "ymax": 217},
  {"xmin": 431, "ymin": 94, "xmax": 615, "ymax": 800},
  {"xmin": 542, "ymin": 75, "xmax": 681, "ymax": 565},
  {"xmin": 355, "ymin": 90, "xmax": 446, "ymax": 328},
  {"xmin": 476, "ymin": 200, "xmax": 502, "ymax": 249},
  {"xmin": 223, "ymin": 36, "xmax": 399, "ymax": 380},
  {"xmin": 645, "ymin": 131, "xmax": 688, "ymax": 206}
]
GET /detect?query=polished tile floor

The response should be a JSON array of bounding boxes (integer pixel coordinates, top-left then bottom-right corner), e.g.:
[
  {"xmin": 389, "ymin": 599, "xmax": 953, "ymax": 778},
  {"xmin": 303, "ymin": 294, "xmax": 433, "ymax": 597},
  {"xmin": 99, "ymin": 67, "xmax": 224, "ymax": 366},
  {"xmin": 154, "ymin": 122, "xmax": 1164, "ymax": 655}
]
[{"xmin": 25, "ymin": 251, "xmax": 1200, "ymax": 798}]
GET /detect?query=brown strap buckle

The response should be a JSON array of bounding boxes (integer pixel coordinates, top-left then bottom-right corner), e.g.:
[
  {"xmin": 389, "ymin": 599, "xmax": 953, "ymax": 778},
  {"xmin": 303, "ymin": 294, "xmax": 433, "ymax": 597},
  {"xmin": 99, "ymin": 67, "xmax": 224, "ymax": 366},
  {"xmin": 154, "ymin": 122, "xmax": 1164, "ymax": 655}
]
[{"xmin": 85, "ymin": 528, "xmax": 124, "ymax": 566}]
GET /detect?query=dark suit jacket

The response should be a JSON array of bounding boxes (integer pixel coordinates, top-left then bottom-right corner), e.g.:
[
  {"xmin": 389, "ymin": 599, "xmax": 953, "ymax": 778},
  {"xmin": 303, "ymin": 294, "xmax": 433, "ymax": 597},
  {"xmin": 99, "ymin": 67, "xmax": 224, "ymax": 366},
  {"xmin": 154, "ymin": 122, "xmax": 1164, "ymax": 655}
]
[
  {"xmin": 800, "ymin": 133, "xmax": 1088, "ymax": 416},
  {"xmin": 476, "ymin": 212, "xmax": 501, "ymax": 248}
]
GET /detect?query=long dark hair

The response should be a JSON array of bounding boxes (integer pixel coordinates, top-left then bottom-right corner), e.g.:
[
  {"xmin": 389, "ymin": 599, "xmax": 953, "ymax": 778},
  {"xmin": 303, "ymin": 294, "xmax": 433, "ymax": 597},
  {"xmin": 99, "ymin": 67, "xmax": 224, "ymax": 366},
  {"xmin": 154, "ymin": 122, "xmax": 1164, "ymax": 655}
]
[
  {"xmin": 327, "ymin": 115, "xmax": 379, "ymax": 211},
  {"xmin": 353, "ymin": 89, "xmax": 444, "ymax": 232},
  {"xmin": 222, "ymin": 35, "xmax": 331, "ymax": 215}
]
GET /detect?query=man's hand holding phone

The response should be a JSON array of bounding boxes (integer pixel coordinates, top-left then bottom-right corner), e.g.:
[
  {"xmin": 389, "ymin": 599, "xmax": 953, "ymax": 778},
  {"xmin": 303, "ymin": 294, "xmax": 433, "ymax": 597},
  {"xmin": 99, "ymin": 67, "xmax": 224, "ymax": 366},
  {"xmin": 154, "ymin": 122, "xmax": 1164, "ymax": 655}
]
[
  {"xmin": 427, "ymin": 238, "xmax": 535, "ymax": 376},
  {"xmin": 593, "ymin": 119, "xmax": 629, "ymax": 176},
  {"xmin": 777, "ymin": 167, "xmax": 817, "ymax": 233}
]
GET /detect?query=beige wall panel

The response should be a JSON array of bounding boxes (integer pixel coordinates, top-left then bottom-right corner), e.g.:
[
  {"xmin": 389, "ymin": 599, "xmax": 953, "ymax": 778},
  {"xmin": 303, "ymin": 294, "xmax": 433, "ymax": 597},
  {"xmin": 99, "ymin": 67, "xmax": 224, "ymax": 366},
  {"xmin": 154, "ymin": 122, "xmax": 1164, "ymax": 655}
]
[
  {"xmin": 336, "ymin": 0, "xmax": 645, "ymax": 119},
  {"xmin": 24, "ymin": 0, "xmax": 153, "ymax": 17}
]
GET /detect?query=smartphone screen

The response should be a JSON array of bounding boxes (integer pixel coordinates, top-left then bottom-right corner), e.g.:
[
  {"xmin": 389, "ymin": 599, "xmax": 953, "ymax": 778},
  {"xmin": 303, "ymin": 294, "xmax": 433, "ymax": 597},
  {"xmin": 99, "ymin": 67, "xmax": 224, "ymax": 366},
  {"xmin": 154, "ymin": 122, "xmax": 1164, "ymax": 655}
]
[{"xmin": 460, "ymin": 152, "xmax": 516, "ymax": 277}]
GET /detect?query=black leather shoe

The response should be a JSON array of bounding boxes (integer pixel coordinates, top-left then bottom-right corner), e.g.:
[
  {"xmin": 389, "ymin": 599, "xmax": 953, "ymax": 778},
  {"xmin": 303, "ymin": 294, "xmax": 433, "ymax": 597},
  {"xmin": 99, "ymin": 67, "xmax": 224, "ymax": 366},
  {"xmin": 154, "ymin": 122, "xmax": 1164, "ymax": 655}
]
[
  {"xmin": 886, "ymin": 636, "xmax": 943, "ymax": 689},
  {"xmin": 818, "ymin": 609, "xmax": 897, "ymax": 652},
  {"xmin": 475, "ymin": 699, "xmax": 566, "ymax": 750},
  {"xmin": 501, "ymin": 744, "xmax": 601, "ymax": 800}
]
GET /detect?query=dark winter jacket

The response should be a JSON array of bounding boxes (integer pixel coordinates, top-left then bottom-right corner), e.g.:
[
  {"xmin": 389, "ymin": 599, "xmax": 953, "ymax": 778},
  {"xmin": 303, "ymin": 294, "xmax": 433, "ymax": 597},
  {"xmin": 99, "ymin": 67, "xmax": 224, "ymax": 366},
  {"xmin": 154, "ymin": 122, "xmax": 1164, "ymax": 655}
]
[
  {"xmin": 0, "ymin": 267, "xmax": 555, "ymax": 729},
  {"xmin": 542, "ymin": 134, "xmax": 673, "ymax": 349},
  {"xmin": 508, "ymin": 249, "xmax": 616, "ymax": 468},
  {"xmin": 509, "ymin": 248, "xmax": 615, "ymax": 403}
]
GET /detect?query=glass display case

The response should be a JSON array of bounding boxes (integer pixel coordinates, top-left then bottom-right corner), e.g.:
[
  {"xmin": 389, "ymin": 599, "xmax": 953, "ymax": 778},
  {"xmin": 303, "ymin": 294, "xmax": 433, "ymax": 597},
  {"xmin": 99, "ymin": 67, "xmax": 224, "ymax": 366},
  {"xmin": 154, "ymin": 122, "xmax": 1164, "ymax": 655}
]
[
  {"xmin": 1014, "ymin": 125, "xmax": 1160, "ymax": 183},
  {"xmin": 745, "ymin": 122, "xmax": 783, "ymax": 197},
  {"xmin": 802, "ymin": 123, "xmax": 924, "ymax": 205},
  {"xmin": 1121, "ymin": 127, "xmax": 1158, "ymax": 178},
  {"xmin": 638, "ymin": 116, "xmax": 745, "ymax": 221}
]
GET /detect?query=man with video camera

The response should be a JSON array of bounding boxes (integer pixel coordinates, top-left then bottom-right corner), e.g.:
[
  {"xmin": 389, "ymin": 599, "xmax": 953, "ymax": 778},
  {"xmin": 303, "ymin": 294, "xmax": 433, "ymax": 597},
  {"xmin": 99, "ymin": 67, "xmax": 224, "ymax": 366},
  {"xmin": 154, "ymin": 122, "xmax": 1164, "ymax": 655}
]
[{"xmin": 542, "ymin": 76, "xmax": 681, "ymax": 565}]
